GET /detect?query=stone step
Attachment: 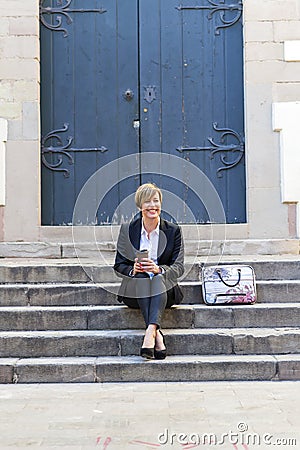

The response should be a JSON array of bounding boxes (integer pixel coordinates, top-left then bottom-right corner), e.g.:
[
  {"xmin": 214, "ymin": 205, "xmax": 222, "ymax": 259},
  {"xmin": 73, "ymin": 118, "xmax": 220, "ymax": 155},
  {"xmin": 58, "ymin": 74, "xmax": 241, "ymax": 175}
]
[
  {"xmin": 0, "ymin": 304, "xmax": 299, "ymax": 331},
  {"xmin": 0, "ymin": 280, "xmax": 300, "ymax": 307},
  {"xmin": 0, "ymin": 258, "xmax": 299, "ymax": 284},
  {"xmin": 1, "ymin": 354, "xmax": 299, "ymax": 383},
  {"xmin": 0, "ymin": 328, "xmax": 299, "ymax": 358},
  {"xmin": 0, "ymin": 238, "xmax": 299, "ymax": 258}
]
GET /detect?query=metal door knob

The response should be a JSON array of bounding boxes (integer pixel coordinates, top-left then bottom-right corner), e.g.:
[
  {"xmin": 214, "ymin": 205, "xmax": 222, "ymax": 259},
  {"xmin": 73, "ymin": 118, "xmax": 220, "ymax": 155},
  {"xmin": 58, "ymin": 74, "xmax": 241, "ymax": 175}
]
[{"xmin": 124, "ymin": 89, "xmax": 134, "ymax": 101}]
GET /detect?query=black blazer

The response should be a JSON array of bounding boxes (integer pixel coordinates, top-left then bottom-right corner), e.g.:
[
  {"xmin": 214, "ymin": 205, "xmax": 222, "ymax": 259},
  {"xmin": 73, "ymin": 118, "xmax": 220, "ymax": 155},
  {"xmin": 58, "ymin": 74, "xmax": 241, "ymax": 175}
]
[{"xmin": 113, "ymin": 217, "xmax": 184, "ymax": 304}]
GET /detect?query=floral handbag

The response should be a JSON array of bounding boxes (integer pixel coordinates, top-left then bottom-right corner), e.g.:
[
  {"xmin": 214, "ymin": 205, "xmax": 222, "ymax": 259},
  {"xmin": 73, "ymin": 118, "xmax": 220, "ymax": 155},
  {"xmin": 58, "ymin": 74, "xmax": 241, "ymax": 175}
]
[{"xmin": 201, "ymin": 265, "xmax": 257, "ymax": 305}]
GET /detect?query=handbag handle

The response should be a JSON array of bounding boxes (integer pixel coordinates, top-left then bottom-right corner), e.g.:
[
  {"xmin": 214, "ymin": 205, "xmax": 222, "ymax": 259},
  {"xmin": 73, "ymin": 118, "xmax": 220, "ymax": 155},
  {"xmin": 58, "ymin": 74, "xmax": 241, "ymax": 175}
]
[{"xmin": 216, "ymin": 268, "xmax": 241, "ymax": 288}]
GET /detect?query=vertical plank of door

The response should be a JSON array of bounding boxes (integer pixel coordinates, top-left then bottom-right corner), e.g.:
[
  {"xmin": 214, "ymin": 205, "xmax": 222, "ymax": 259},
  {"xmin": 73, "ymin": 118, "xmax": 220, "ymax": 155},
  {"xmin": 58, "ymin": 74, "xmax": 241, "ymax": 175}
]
[
  {"xmin": 139, "ymin": 0, "xmax": 161, "ymax": 159},
  {"xmin": 181, "ymin": 7, "xmax": 210, "ymax": 222},
  {"xmin": 73, "ymin": 0, "xmax": 98, "ymax": 225},
  {"xmin": 40, "ymin": 21, "xmax": 54, "ymax": 224},
  {"xmin": 51, "ymin": 1, "xmax": 76, "ymax": 225},
  {"xmin": 224, "ymin": 14, "xmax": 246, "ymax": 223}
]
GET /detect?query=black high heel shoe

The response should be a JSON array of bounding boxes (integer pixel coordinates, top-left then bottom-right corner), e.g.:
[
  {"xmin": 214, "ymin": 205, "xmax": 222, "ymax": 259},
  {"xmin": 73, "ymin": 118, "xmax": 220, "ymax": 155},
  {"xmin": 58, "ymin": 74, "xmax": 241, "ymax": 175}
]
[
  {"xmin": 140, "ymin": 347, "xmax": 155, "ymax": 359},
  {"xmin": 154, "ymin": 330, "xmax": 167, "ymax": 360},
  {"xmin": 140, "ymin": 331, "xmax": 155, "ymax": 359}
]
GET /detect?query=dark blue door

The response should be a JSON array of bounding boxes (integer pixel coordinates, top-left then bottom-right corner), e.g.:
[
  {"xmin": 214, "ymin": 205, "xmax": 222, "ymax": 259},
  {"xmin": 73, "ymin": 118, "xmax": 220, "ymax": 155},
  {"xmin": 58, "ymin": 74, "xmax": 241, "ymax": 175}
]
[{"xmin": 40, "ymin": 0, "xmax": 245, "ymax": 225}]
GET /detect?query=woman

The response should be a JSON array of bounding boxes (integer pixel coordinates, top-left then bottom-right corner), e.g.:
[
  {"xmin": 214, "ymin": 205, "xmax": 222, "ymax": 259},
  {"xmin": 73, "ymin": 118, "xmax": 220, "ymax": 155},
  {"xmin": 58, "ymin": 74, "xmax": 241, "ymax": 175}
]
[{"xmin": 114, "ymin": 183, "xmax": 184, "ymax": 359}]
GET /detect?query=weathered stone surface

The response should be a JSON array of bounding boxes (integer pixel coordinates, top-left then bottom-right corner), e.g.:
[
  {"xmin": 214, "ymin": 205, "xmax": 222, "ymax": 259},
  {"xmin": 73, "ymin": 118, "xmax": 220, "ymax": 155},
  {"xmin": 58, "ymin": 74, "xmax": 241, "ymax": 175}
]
[
  {"xmin": 184, "ymin": 239, "xmax": 300, "ymax": 256},
  {"xmin": 95, "ymin": 355, "xmax": 277, "ymax": 382},
  {"xmin": 233, "ymin": 329, "xmax": 300, "ymax": 355},
  {"xmin": 0, "ymin": 255, "xmax": 299, "ymax": 382},
  {"xmin": 276, "ymin": 355, "xmax": 300, "ymax": 380},
  {"xmin": 232, "ymin": 304, "xmax": 300, "ymax": 328},
  {"xmin": 62, "ymin": 242, "xmax": 116, "ymax": 258},
  {"xmin": 15, "ymin": 358, "xmax": 97, "ymax": 383},
  {"xmin": 193, "ymin": 306, "xmax": 234, "ymax": 328},
  {"xmin": 0, "ymin": 259, "xmax": 299, "ymax": 283},
  {"xmin": 0, "ymin": 242, "xmax": 61, "ymax": 258},
  {"xmin": 0, "ymin": 358, "xmax": 17, "ymax": 383},
  {"xmin": 0, "ymin": 285, "xmax": 29, "ymax": 307},
  {"xmin": 0, "ymin": 307, "xmax": 88, "ymax": 331},
  {"xmin": 257, "ymin": 281, "xmax": 300, "ymax": 303},
  {"xmin": 166, "ymin": 330, "xmax": 233, "ymax": 356},
  {"xmin": 0, "ymin": 355, "xmax": 278, "ymax": 383},
  {"xmin": 0, "ymin": 331, "xmax": 122, "ymax": 358},
  {"xmin": 0, "ymin": 278, "xmax": 300, "ymax": 310},
  {"xmin": 28, "ymin": 283, "xmax": 119, "ymax": 307},
  {"xmin": 1, "ymin": 304, "xmax": 300, "ymax": 332}
]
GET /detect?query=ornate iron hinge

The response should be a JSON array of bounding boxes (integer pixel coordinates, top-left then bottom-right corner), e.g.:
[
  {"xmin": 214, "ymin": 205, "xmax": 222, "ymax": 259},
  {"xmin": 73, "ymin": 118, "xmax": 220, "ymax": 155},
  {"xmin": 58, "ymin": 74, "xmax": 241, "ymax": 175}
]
[
  {"xmin": 39, "ymin": 0, "xmax": 107, "ymax": 37},
  {"xmin": 176, "ymin": 122, "xmax": 244, "ymax": 177},
  {"xmin": 176, "ymin": 0, "xmax": 243, "ymax": 35},
  {"xmin": 41, "ymin": 123, "xmax": 108, "ymax": 177}
]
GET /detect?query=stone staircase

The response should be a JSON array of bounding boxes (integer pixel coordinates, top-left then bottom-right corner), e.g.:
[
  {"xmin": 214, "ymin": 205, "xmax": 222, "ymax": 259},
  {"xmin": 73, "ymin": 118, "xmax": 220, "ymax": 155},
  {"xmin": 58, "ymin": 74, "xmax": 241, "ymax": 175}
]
[{"xmin": 0, "ymin": 256, "xmax": 300, "ymax": 383}]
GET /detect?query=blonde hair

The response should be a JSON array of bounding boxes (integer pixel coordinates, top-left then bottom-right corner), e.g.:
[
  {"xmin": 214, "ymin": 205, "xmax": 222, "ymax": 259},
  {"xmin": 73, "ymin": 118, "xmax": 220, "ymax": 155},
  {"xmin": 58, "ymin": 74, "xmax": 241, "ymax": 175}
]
[{"xmin": 135, "ymin": 183, "xmax": 162, "ymax": 209}]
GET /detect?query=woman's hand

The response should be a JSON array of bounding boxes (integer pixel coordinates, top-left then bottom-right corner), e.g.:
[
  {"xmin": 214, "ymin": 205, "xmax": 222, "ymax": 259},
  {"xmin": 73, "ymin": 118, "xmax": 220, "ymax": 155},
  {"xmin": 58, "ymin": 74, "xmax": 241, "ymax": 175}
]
[{"xmin": 133, "ymin": 257, "xmax": 161, "ymax": 275}]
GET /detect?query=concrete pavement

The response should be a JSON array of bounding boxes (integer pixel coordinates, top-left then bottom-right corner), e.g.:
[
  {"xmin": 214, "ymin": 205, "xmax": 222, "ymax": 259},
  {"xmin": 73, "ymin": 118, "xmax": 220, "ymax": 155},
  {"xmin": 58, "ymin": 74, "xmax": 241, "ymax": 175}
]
[{"xmin": 0, "ymin": 381, "xmax": 299, "ymax": 449}]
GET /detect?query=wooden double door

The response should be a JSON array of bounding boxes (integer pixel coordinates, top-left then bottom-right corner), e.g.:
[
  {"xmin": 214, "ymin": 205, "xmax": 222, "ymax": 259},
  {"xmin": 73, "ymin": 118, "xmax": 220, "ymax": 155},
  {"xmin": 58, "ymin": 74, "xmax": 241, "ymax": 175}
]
[{"xmin": 40, "ymin": 0, "xmax": 245, "ymax": 225}]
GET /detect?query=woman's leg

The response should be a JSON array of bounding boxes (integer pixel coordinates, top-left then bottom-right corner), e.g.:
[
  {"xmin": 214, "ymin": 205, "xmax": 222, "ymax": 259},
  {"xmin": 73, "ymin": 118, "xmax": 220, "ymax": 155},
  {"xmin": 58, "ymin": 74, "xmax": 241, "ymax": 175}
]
[
  {"xmin": 134, "ymin": 272, "xmax": 152, "ymax": 327},
  {"xmin": 147, "ymin": 274, "xmax": 168, "ymax": 328}
]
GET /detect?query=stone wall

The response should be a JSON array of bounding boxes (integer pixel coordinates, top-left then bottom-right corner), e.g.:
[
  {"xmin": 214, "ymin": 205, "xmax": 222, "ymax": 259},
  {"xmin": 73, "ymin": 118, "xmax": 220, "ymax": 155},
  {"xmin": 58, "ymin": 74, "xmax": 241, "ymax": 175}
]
[
  {"xmin": 244, "ymin": 0, "xmax": 300, "ymax": 238},
  {"xmin": 0, "ymin": 0, "xmax": 40, "ymax": 241},
  {"xmin": 0, "ymin": 0, "xmax": 299, "ymax": 243}
]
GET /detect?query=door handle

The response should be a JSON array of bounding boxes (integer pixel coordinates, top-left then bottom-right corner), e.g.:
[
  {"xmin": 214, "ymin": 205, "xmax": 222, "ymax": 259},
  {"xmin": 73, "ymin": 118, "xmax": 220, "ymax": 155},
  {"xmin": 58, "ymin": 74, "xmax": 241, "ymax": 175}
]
[{"xmin": 124, "ymin": 89, "xmax": 134, "ymax": 101}]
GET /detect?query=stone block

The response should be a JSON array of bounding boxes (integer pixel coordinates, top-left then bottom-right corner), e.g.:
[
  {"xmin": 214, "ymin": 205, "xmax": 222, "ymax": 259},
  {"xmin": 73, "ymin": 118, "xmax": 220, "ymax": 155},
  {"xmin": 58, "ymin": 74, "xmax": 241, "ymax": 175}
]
[
  {"xmin": 0, "ymin": 81, "xmax": 13, "ymax": 101},
  {"xmin": 245, "ymin": 0, "xmax": 298, "ymax": 21},
  {"xmin": 273, "ymin": 82, "xmax": 300, "ymax": 102},
  {"xmin": 9, "ymin": 16, "xmax": 39, "ymax": 36},
  {"xmin": 0, "ymin": 307, "xmax": 88, "ymax": 331},
  {"xmin": 0, "ymin": 331, "xmax": 122, "ymax": 358},
  {"xmin": 0, "ymin": 264, "xmax": 94, "ymax": 284},
  {"xmin": 0, "ymin": 1, "xmax": 39, "ymax": 16},
  {"xmin": 274, "ymin": 21, "xmax": 300, "ymax": 41},
  {"xmin": 276, "ymin": 355, "xmax": 300, "ymax": 380},
  {"xmin": 0, "ymin": 100, "xmax": 22, "ymax": 120},
  {"xmin": 0, "ymin": 36, "xmax": 39, "ymax": 59},
  {"xmin": 7, "ymin": 119, "xmax": 23, "ymax": 140},
  {"xmin": 0, "ymin": 359, "xmax": 18, "ymax": 383},
  {"xmin": 249, "ymin": 260, "xmax": 300, "ymax": 281},
  {"xmin": 0, "ymin": 286, "xmax": 29, "ymax": 307},
  {"xmin": 163, "ymin": 306, "xmax": 195, "ymax": 329},
  {"xmin": 0, "ymin": 118, "xmax": 7, "ymax": 206},
  {"xmin": 28, "ymin": 284, "xmax": 118, "ymax": 307},
  {"xmin": 62, "ymin": 242, "xmax": 116, "ymax": 258},
  {"xmin": 247, "ymin": 188, "xmax": 289, "ymax": 239},
  {"xmin": 0, "ymin": 242, "xmax": 60, "ymax": 258},
  {"xmin": 257, "ymin": 280, "xmax": 300, "ymax": 303},
  {"xmin": 13, "ymin": 81, "xmax": 39, "ymax": 102},
  {"xmin": 244, "ymin": 21, "xmax": 273, "ymax": 43},
  {"xmin": 193, "ymin": 306, "xmax": 234, "ymax": 328},
  {"xmin": 88, "ymin": 306, "xmax": 144, "ymax": 330},
  {"xmin": 5, "ymin": 141, "xmax": 40, "ymax": 241},
  {"xmin": 95, "ymin": 355, "xmax": 277, "ymax": 382},
  {"xmin": 233, "ymin": 305, "xmax": 300, "ymax": 328},
  {"xmin": 233, "ymin": 329, "xmax": 300, "ymax": 354},
  {"xmin": 15, "ymin": 358, "xmax": 96, "ymax": 383},
  {"xmin": 0, "ymin": 18, "xmax": 9, "ymax": 35},
  {"xmin": 246, "ymin": 61, "xmax": 287, "ymax": 83},
  {"xmin": 0, "ymin": 59, "xmax": 39, "ymax": 80},
  {"xmin": 246, "ymin": 42, "xmax": 283, "ymax": 62},
  {"xmin": 22, "ymin": 101, "xmax": 39, "ymax": 139},
  {"xmin": 161, "ymin": 330, "xmax": 233, "ymax": 356}
]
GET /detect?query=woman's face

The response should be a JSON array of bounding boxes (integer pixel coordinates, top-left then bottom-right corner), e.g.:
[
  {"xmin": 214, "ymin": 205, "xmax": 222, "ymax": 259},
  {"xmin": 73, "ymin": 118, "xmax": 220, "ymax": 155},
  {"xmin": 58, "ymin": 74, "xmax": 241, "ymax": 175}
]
[{"xmin": 141, "ymin": 193, "xmax": 161, "ymax": 221}]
